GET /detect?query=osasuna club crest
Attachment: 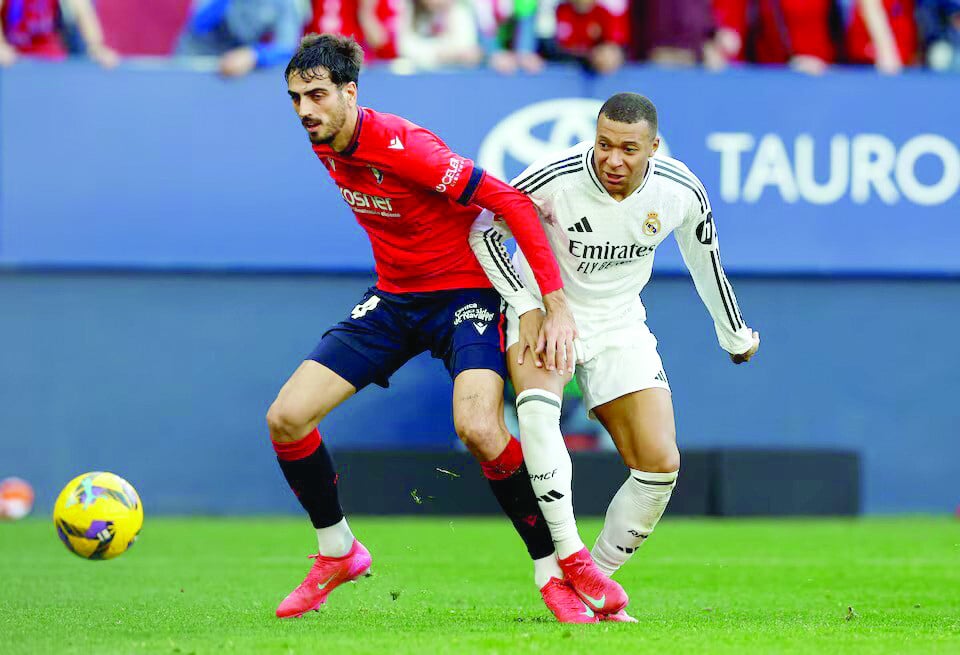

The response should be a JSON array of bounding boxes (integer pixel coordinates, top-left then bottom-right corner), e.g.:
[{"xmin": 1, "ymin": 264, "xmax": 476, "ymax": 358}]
[{"xmin": 369, "ymin": 166, "xmax": 383, "ymax": 184}]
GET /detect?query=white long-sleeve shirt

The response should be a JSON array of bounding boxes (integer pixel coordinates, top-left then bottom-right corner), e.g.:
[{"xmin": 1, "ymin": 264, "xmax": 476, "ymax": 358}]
[{"xmin": 469, "ymin": 141, "xmax": 754, "ymax": 355}]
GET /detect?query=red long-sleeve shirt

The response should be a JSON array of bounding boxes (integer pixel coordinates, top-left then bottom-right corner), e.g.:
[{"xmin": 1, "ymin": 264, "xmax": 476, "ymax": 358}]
[{"xmin": 312, "ymin": 107, "xmax": 563, "ymax": 296}]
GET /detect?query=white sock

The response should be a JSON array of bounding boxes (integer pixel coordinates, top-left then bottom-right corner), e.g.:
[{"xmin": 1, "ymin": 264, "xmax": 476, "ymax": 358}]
[
  {"xmin": 533, "ymin": 552, "xmax": 563, "ymax": 589},
  {"xmin": 516, "ymin": 389, "xmax": 584, "ymax": 560},
  {"xmin": 316, "ymin": 517, "xmax": 354, "ymax": 558},
  {"xmin": 592, "ymin": 469, "xmax": 678, "ymax": 576}
]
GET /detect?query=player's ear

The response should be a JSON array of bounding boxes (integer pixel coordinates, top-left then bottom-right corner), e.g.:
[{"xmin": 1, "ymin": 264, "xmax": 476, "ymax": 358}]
[
  {"xmin": 342, "ymin": 81, "xmax": 358, "ymax": 106},
  {"xmin": 650, "ymin": 136, "xmax": 660, "ymax": 156}
]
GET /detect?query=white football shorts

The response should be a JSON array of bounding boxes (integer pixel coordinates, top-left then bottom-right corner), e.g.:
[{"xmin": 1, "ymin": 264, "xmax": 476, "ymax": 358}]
[{"xmin": 504, "ymin": 305, "xmax": 671, "ymax": 417}]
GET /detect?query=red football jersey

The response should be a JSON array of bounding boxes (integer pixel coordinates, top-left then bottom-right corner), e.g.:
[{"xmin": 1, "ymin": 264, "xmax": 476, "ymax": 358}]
[
  {"xmin": 555, "ymin": 2, "xmax": 628, "ymax": 55},
  {"xmin": 313, "ymin": 107, "xmax": 561, "ymax": 295}
]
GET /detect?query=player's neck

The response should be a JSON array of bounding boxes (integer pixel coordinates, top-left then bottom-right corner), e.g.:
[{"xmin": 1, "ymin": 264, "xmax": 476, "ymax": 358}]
[{"xmin": 331, "ymin": 108, "xmax": 361, "ymax": 153}]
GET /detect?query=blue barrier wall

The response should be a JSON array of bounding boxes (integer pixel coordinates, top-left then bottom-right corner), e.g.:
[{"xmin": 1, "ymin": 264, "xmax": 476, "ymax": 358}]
[
  {"xmin": 1, "ymin": 63, "xmax": 958, "ymax": 274},
  {"xmin": 1, "ymin": 64, "xmax": 958, "ymax": 515},
  {"xmin": 1, "ymin": 272, "xmax": 958, "ymax": 514}
]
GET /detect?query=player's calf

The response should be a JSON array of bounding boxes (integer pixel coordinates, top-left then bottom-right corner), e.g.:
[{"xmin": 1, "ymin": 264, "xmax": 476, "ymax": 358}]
[{"xmin": 591, "ymin": 468, "xmax": 678, "ymax": 577}]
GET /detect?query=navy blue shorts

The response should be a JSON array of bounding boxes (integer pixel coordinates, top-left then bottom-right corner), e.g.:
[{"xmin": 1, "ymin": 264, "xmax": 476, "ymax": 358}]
[{"xmin": 308, "ymin": 287, "xmax": 506, "ymax": 390}]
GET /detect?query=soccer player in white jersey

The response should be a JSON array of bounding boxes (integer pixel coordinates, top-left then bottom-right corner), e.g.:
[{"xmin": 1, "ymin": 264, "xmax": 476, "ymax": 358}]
[{"xmin": 470, "ymin": 92, "xmax": 760, "ymax": 621}]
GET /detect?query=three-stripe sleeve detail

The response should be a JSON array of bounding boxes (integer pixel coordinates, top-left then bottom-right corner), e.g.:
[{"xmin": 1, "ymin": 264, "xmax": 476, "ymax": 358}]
[
  {"xmin": 710, "ymin": 250, "xmax": 740, "ymax": 331},
  {"xmin": 653, "ymin": 170, "xmax": 705, "ymax": 214},
  {"xmin": 518, "ymin": 162, "xmax": 583, "ymax": 194},
  {"xmin": 655, "ymin": 160, "xmax": 709, "ymax": 213},
  {"xmin": 513, "ymin": 154, "xmax": 580, "ymax": 190},
  {"xmin": 482, "ymin": 228, "xmax": 522, "ymax": 292}
]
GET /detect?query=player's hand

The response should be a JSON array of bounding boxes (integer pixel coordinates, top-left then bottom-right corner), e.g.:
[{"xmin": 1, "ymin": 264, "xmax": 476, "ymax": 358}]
[
  {"xmin": 731, "ymin": 330, "xmax": 760, "ymax": 365},
  {"xmin": 516, "ymin": 309, "xmax": 545, "ymax": 368},
  {"xmin": 219, "ymin": 47, "xmax": 257, "ymax": 78},
  {"xmin": 538, "ymin": 290, "xmax": 578, "ymax": 374},
  {"xmin": 0, "ymin": 42, "xmax": 18, "ymax": 67}
]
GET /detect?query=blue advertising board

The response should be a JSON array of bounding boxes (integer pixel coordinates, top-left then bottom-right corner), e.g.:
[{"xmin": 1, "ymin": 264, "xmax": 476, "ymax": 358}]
[{"xmin": 1, "ymin": 63, "xmax": 957, "ymax": 274}]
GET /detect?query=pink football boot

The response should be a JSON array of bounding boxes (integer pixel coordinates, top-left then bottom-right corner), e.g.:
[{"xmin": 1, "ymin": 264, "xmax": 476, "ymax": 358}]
[
  {"xmin": 557, "ymin": 548, "xmax": 628, "ymax": 615},
  {"xmin": 276, "ymin": 540, "xmax": 372, "ymax": 618},
  {"xmin": 539, "ymin": 577, "xmax": 599, "ymax": 623},
  {"xmin": 599, "ymin": 608, "xmax": 639, "ymax": 623}
]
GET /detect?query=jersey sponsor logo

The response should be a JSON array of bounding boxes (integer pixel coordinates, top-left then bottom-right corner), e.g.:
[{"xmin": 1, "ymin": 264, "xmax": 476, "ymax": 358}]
[
  {"xmin": 435, "ymin": 157, "xmax": 466, "ymax": 193},
  {"xmin": 388, "ymin": 136, "xmax": 404, "ymax": 150},
  {"xmin": 453, "ymin": 303, "xmax": 495, "ymax": 328},
  {"xmin": 568, "ymin": 239, "xmax": 656, "ymax": 274},
  {"xmin": 696, "ymin": 211, "xmax": 715, "ymax": 245},
  {"xmin": 643, "ymin": 213, "xmax": 661, "ymax": 236},
  {"xmin": 338, "ymin": 186, "xmax": 399, "ymax": 217},
  {"xmin": 478, "ymin": 98, "xmax": 671, "ymax": 182}
]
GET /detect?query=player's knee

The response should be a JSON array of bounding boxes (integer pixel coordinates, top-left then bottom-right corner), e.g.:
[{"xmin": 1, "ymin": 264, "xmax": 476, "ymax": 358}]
[
  {"xmin": 266, "ymin": 401, "xmax": 311, "ymax": 443},
  {"xmin": 454, "ymin": 415, "xmax": 504, "ymax": 459},
  {"xmin": 624, "ymin": 437, "xmax": 680, "ymax": 473}
]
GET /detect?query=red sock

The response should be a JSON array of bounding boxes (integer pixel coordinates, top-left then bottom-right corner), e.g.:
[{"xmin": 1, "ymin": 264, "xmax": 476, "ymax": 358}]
[
  {"xmin": 272, "ymin": 428, "xmax": 321, "ymax": 461},
  {"xmin": 480, "ymin": 437, "xmax": 524, "ymax": 480}
]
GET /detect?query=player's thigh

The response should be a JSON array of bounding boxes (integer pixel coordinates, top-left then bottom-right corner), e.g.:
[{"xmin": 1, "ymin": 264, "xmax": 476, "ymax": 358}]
[
  {"xmin": 267, "ymin": 360, "xmax": 356, "ymax": 442},
  {"xmin": 503, "ymin": 301, "xmax": 569, "ymax": 398},
  {"xmin": 452, "ymin": 368, "xmax": 509, "ymax": 461},
  {"xmin": 593, "ymin": 388, "xmax": 679, "ymax": 473},
  {"xmin": 507, "ymin": 342, "xmax": 570, "ymax": 398}
]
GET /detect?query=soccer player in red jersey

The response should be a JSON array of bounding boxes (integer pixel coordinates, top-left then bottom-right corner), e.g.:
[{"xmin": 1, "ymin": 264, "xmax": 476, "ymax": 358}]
[{"xmin": 269, "ymin": 33, "xmax": 597, "ymax": 623}]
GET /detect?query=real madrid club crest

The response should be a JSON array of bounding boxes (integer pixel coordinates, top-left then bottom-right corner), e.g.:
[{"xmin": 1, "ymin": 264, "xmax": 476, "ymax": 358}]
[
  {"xmin": 643, "ymin": 212, "xmax": 661, "ymax": 236},
  {"xmin": 369, "ymin": 166, "xmax": 383, "ymax": 184}
]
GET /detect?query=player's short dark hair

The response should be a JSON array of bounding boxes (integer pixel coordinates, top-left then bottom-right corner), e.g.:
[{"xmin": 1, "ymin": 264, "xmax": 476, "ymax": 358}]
[
  {"xmin": 599, "ymin": 93, "xmax": 658, "ymax": 134},
  {"xmin": 285, "ymin": 33, "xmax": 364, "ymax": 86}
]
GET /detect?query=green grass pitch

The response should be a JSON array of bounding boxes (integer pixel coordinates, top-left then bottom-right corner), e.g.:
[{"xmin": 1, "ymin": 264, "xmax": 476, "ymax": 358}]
[{"xmin": 1, "ymin": 516, "xmax": 958, "ymax": 654}]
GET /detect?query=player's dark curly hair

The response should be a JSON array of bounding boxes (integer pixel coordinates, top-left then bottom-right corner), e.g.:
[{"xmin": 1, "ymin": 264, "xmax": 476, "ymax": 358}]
[
  {"xmin": 599, "ymin": 93, "xmax": 658, "ymax": 133},
  {"xmin": 285, "ymin": 33, "xmax": 364, "ymax": 86}
]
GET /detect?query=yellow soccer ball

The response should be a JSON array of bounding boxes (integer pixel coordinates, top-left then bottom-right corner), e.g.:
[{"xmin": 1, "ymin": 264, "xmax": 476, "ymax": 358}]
[{"xmin": 52, "ymin": 472, "xmax": 143, "ymax": 560}]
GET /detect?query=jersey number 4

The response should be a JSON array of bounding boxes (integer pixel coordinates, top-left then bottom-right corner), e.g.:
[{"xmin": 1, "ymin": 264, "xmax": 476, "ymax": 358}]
[{"xmin": 351, "ymin": 296, "xmax": 381, "ymax": 319}]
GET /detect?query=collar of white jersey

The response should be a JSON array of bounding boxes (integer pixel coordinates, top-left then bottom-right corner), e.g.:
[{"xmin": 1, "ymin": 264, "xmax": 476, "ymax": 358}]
[{"xmin": 583, "ymin": 147, "xmax": 655, "ymax": 200}]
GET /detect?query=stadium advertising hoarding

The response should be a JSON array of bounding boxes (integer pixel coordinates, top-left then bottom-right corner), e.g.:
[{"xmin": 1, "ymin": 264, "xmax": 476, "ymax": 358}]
[{"xmin": 1, "ymin": 64, "xmax": 957, "ymax": 274}]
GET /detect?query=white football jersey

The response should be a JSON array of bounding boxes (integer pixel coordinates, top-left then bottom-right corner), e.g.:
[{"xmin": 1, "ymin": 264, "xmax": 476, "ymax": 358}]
[{"xmin": 469, "ymin": 141, "xmax": 754, "ymax": 355}]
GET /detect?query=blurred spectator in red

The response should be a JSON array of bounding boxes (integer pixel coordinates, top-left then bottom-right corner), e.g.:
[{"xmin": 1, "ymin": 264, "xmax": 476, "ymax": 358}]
[
  {"xmin": 841, "ymin": 0, "xmax": 917, "ymax": 72},
  {"xmin": 93, "ymin": 0, "xmax": 191, "ymax": 56},
  {"xmin": 177, "ymin": 0, "xmax": 307, "ymax": 77},
  {"xmin": 0, "ymin": 0, "xmax": 118, "ymax": 67},
  {"xmin": 631, "ymin": 0, "xmax": 729, "ymax": 68},
  {"xmin": 397, "ymin": 0, "xmax": 482, "ymax": 68},
  {"xmin": 712, "ymin": 0, "xmax": 839, "ymax": 74},
  {"xmin": 308, "ymin": 0, "xmax": 399, "ymax": 61},
  {"xmin": 543, "ymin": 0, "xmax": 628, "ymax": 73},
  {"xmin": 917, "ymin": 0, "xmax": 960, "ymax": 71},
  {"xmin": 475, "ymin": 0, "xmax": 544, "ymax": 74}
]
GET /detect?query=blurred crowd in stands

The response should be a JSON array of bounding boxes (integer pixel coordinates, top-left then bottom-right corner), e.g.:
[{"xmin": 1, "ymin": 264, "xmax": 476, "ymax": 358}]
[{"xmin": 2, "ymin": 0, "xmax": 959, "ymax": 75}]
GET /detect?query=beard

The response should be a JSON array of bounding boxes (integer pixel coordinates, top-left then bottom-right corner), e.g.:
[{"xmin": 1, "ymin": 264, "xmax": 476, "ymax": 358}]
[{"xmin": 307, "ymin": 95, "xmax": 348, "ymax": 145}]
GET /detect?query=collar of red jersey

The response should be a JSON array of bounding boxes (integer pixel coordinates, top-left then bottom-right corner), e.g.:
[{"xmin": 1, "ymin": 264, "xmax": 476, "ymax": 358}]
[{"xmin": 312, "ymin": 107, "xmax": 365, "ymax": 159}]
